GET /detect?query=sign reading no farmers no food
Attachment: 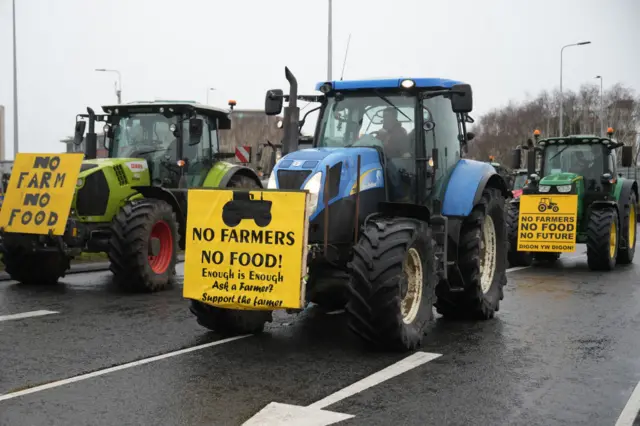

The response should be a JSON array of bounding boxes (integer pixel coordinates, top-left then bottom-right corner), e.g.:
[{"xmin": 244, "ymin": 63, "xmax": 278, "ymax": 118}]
[
  {"xmin": 517, "ymin": 194, "xmax": 578, "ymax": 253},
  {"xmin": 0, "ymin": 153, "xmax": 84, "ymax": 235},
  {"xmin": 183, "ymin": 188, "xmax": 309, "ymax": 310}
]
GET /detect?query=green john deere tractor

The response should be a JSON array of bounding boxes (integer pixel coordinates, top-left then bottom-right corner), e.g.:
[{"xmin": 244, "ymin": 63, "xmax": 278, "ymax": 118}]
[
  {"xmin": 506, "ymin": 128, "xmax": 638, "ymax": 269},
  {"xmin": 0, "ymin": 101, "xmax": 263, "ymax": 290}
]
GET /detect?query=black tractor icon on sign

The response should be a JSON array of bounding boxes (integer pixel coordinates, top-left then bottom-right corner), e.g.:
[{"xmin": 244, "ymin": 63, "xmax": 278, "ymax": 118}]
[
  {"xmin": 538, "ymin": 197, "xmax": 559, "ymax": 213},
  {"xmin": 222, "ymin": 191, "xmax": 273, "ymax": 228}
]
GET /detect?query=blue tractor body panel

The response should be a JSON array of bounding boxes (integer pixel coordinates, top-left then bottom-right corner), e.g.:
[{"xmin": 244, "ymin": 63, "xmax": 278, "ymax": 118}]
[
  {"xmin": 315, "ymin": 78, "xmax": 465, "ymax": 91},
  {"xmin": 442, "ymin": 159, "xmax": 498, "ymax": 217},
  {"xmin": 272, "ymin": 147, "xmax": 383, "ymax": 221}
]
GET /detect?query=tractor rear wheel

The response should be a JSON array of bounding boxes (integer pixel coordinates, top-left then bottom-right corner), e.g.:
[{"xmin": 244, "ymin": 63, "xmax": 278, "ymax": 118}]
[
  {"xmin": 506, "ymin": 202, "xmax": 533, "ymax": 267},
  {"xmin": 109, "ymin": 199, "xmax": 179, "ymax": 292},
  {"xmin": 435, "ymin": 187, "xmax": 508, "ymax": 320},
  {"xmin": 586, "ymin": 207, "xmax": 619, "ymax": 271},
  {"xmin": 189, "ymin": 300, "xmax": 272, "ymax": 335},
  {"xmin": 2, "ymin": 251, "xmax": 71, "ymax": 285},
  {"xmin": 346, "ymin": 217, "xmax": 436, "ymax": 351},
  {"xmin": 617, "ymin": 192, "xmax": 637, "ymax": 264}
]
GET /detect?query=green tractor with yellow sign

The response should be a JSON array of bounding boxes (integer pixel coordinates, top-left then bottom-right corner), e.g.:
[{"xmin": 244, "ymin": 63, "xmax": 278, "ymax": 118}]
[
  {"xmin": 506, "ymin": 128, "xmax": 637, "ymax": 270},
  {"xmin": 0, "ymin": 101, "xmax": 264, "ymax": 290}
]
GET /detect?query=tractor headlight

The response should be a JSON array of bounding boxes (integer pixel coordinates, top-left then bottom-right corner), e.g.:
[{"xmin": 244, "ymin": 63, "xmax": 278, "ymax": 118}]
[
  {"xmin": 556, "ymin": 184, "xmax": 572, "ymax": 193},
  {"xmin": 303, "ymin": 172, "xmax": 323, "ymax": 215},
  {"xmin": 538, "ymin": 185, "xmax": 550, "ymax": 193}
]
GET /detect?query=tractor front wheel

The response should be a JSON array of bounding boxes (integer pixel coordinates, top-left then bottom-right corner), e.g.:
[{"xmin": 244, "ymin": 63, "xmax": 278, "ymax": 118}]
[
  {"xmin": 435, "ymin": 187, "xmax": 508, "ymax": 320},
  {"xmin": 586, "ymin": 207, "xmax": 619, "ymax": 271},
  {"xmin": 346, "ymin": 217, "xmax": 436, "ymax": 351},
  {"xmin": 109, "ymin": 199, "xmax": 179, "ymax": 292},
  {"xmin": 2, "ymin": 251, "xmax": 71, "ymax": 285},
  {"xmin": 506, "ymin": 202, "xmax": 533, "ymax": 267},
  {"xmin": 617, "ymin": 192, "xmax": 637, "ymax": 265}
]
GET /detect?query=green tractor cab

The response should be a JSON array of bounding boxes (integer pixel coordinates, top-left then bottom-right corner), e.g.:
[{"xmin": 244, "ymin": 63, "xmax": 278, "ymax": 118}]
[
  {"xmin": 0, "ymin": 100, "xmax": 263, "ymax": 290},
  {"xmin": 506, "ymin": 128, "xmax": 638, "ymax": 270}
]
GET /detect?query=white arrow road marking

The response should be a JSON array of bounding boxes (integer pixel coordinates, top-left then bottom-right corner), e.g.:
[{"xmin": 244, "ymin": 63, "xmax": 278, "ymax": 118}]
[
  {"xmin": 0, "ymin": 310, "xmax": 59, "ymax": 323},
  {"xmin": 0, "ymin": 335, "xmax": 250, "ymax": 402},
  {"xmin": 243, "ymin": 351, "xmax": 442, "ymax": 425},
  {"xmin": 615, "ymin": 379, "xmax": 640, "ymax": 426}
]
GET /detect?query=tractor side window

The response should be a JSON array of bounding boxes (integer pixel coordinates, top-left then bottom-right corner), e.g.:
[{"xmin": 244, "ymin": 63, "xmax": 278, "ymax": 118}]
[
  {"xmin": 423, "ymin": 95, "xmax": 460, "ymax": 184},
  {"xmin": 608, "ymin": 152, "xmax": 615, "ymax": 174},
  {"xmin": 209, "ymin": 118, "xmax": 220, "ymax": 156}
]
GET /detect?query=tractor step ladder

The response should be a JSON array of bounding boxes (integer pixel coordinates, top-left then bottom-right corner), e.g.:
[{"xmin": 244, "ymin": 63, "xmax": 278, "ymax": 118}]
[{"xmin": 430, "ymin": 199, "xmax": 449, "ymax": 282}]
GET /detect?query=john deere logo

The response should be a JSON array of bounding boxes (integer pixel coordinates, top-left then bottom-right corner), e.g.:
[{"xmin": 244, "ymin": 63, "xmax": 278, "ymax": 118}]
[{"xmin": 537, "ymin": 198, "xmax": 560, "ymax": 213}]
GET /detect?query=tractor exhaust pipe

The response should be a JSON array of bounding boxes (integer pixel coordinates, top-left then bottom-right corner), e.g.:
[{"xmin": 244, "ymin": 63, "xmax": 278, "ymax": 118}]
[
  {"xmin": 282, "ymin": 67, "xmax": 300, "ymax": 156},
  {"xmin": 85, "ymin": 107, "xmax": 98, "ymax": 160}
]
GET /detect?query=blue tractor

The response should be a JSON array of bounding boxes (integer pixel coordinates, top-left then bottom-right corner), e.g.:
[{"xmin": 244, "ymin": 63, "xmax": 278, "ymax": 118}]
[{"xmin": 190, "ymin": 67, "xmax": 510, "ymax": 351}]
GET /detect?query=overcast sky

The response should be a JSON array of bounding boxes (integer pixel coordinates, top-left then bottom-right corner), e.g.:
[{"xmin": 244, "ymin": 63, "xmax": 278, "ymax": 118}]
[{"xmin": 0, "ymin": 0, "xmax": 638, "ymax": 157}]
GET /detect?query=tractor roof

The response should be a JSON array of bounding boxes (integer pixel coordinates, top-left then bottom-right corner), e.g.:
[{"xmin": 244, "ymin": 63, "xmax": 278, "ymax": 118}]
[
  {"xmin": 538, "ymin": 134, "xmax": 623, "ymax": 149},
  {"xmin": 315, "ymin": 77, "xmax": 465, "ymax": 91},
  {"xmin": 101, "ymin": 100, "xmax": 230, "ymax": 117}
]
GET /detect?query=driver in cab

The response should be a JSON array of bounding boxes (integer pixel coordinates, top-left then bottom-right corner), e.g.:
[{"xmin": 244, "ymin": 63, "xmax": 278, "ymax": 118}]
[{"xmin": 376, "ymin": 107, "xmax": 411, "ymax": 158}]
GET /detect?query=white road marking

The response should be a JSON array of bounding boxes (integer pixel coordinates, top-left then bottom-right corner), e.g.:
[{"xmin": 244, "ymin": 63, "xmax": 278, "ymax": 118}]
[
  {"xmin": 615, "ymin": 380, "xmax": 640, "ymax": 426},
  {"xmin": 0, "ymin": 310, "xmax": 59, "ymax": 323},
  {"xmin": 244, "ymin": 351, "xmax": 442, "ymax": 425},
  {"xmin": 506, "ymin": 253, "xmax": 586, "ymax": 273},
  {"xmin": 307, "ymin": 351, "xmax": 441, "ymax": 409},
  {"xmin": 0, "ymin": 335, "xmax": 250, "ymax": 402}
]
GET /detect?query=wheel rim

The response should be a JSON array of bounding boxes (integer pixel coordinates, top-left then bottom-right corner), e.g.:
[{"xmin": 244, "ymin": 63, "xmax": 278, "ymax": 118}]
[
  {"xmin": 630, "ymin": 206, "xmax": 636, "ymax": 249},
  {"xmin": 148, "ymin": 220, "xmax": 173, "ymax": 274},
  {"xmin": 479, "ymin": 215, "xmax": 497, "ymax": 294},
  {"xmin": 609, "ymin": 221, "xmax": 617, "ymax": 258},
  {"xmin": 401, "ymin": 248, "xmax": 423, "ymax": 325}
]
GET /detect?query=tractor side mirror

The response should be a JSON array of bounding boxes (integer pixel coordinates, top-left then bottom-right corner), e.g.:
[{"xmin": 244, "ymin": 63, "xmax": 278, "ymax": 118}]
[
  {"xmin": 511, "ymin": 148, "xmax": 522, "ymax": 169},
  {"xmin": 265, "ymin": 89, "xmax": 284, "ymax": 116},
  {"xmin": 74, "ymin": 121, "xmax": 86, "ymax": 145},
  {"xmin": 451, "ymin": 84, "xmax": 473, "ymax": 113},
  {"xmin": 103, "ymin": 124, "xmax": 115, "ymax": 150},
  {"xmin": 621, "ymin": 145, "xmax": 633, "ymax": 168},
  {"xmin": 188, "ymin": 118, "xmax": 203, "ymax": 145}
]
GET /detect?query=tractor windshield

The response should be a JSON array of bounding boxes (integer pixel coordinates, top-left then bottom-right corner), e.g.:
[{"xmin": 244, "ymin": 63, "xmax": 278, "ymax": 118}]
[
  {"xmin": 111, "ymin": 113, "xmax": 179, "ymax": 160},
  {"xmin": 513, "ymin": 174, "xmax": 527, "ymax": 190},
  {"xmin": 542, "ymin": 143, "xmax": 606, "ymax": 180}
]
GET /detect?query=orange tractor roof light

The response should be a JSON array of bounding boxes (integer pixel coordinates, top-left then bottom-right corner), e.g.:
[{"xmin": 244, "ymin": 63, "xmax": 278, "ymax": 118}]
[
  {"xmin": 533, "ymin": 129, "xmax": 541, "ymax": 137},
  {"xmin": 607, "ymin": 127, "xmax": 615, "ymax": 136}
]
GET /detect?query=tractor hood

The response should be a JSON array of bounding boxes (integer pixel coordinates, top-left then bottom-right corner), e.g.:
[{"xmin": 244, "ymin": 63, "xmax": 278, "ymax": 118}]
[
  {"xmin": 271, "ymin": 147, "xmax": 384, "ymax": 220},
  {"xmin": 539, "ymin": 172, "xmax": 580, "ymax": 186}
]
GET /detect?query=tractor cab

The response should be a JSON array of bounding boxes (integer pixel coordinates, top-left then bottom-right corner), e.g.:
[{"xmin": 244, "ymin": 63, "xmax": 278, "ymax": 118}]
[
  {"xmin": 511, "ymin": 168, "xmax": 528, "ymax": 198},
  {"xmin": 99, "ymin": 101, "xmax": 234, "ymax": 188}
]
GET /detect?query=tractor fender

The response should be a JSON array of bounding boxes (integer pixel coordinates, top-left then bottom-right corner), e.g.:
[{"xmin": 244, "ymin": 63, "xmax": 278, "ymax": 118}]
[
  {"xmin": 131, "ymin": 186, "xmax": 187, "ymax": 245},
  {"xmin": 218, "ymin": 165, "xmax": 263, "ymax": 189},
  {"xmin": 442, "ymin": 159, "xmax": 509, "ymax": 217},
  {"xmin": 378, "ymin": 202, "xmax": 431, "ymax": 223},
  {"xmin": 587, "ymin": 200, "xmax": 618, "ymax": 216}
]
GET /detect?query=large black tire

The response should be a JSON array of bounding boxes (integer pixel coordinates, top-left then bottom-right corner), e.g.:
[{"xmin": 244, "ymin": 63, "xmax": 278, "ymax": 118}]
[
  {"xmin": 2, "ymin": 251, "xmax": 71, "ymax": 285},
  {"xmin": 435, "ymin": 187, "xmax": 508, "ymax": 320},
  {"xmin": 586, "ymin": 207, "xmax": 619, "ymax": 271},
  {"xmin": 189, "ymin": 300, "xmax": 272, "ymax": 335},
  {"xmin": 109, "ymin": 199, "xmax": 179, "ymax": 292},
  {"xmin": 617, "ymin": 192, "xmax": 637, "ymax": 265},
  {"xmin": 346, "ymin": 217, "xmax": 436, "ymax": 351},
  {"xmin": 506, "ymin": 202, "xmax": 533, "ymax": 267}
]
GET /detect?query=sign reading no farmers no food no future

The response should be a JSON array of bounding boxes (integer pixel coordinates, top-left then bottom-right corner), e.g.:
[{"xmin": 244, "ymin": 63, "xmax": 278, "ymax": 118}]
[
  {"xmin": 0, "ymin": 153, "xmax": 84, "ymax": 236},
  {"xmin": 183, "ymin": 188, "xmax": 309, "ymax": 310},
  {"xmin": 517, "ymin": 194, "xmax": 578, "ymax": 253}
]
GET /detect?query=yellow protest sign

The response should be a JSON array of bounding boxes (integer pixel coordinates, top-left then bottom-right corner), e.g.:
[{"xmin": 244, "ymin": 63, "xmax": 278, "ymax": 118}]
[
  {"xmin": 517, "ymin": 194, "xmax": 578, "ymax": 253},
  {"xmin": 0, "ymin": 153, "xmax": 84, "ymax": 236},
  {"xmin": 183, "ymin": 188, "xmax": 309, "ymax": 310}
]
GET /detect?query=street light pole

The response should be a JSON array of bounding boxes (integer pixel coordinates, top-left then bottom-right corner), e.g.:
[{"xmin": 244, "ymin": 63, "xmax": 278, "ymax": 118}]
[
  {"xmin": 206, "ymin": 88, "xmax": 216, "ymax": 104},
  {"xmin": 12, "ymin": 0, "xmax": 19, "ymax": 157},
  {"xmin": 595, "ymin": 75, "xmax": 604, "ymax": 137},
  {"xmin": 559, "ymin": 41, "xmax": 591, "ymax": 136},
  {"xmin": 327, "ymin": 0, "xmax": 333, "ymax": 80},
  {"xmin": 95, "ymin": 69, "xmax": 122, "ymax": 104}
]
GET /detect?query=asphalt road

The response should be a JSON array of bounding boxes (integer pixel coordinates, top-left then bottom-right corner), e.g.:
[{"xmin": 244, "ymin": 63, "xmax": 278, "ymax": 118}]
[{"xmin": 1, "ymin": 251, "xmax": 640, "ymax": 426}]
